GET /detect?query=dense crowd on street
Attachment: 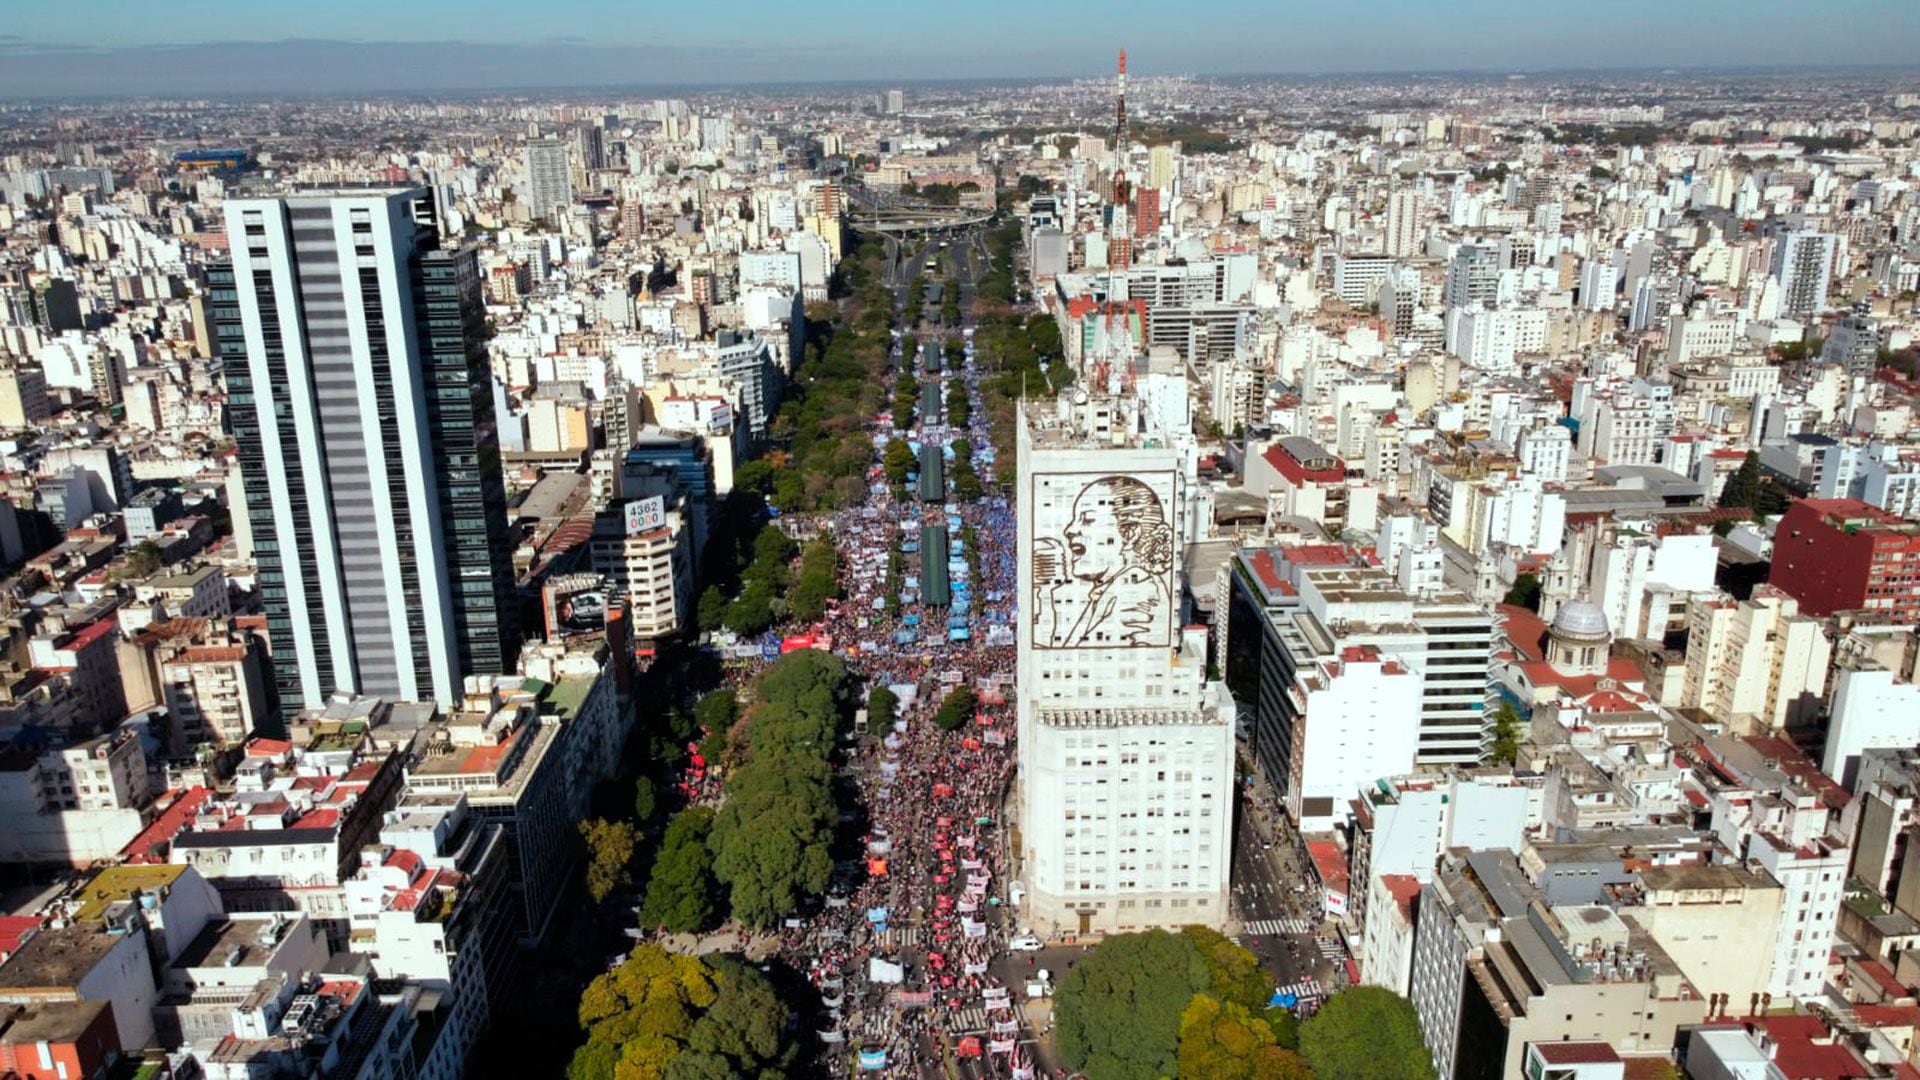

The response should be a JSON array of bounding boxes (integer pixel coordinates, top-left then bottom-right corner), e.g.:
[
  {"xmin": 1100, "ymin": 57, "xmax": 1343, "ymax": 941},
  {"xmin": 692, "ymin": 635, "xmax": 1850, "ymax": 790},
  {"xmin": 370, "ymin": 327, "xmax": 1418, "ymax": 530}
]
[{"xmin": 777, "ymin": 321, "xmax": 1039, "ymax": 1077}]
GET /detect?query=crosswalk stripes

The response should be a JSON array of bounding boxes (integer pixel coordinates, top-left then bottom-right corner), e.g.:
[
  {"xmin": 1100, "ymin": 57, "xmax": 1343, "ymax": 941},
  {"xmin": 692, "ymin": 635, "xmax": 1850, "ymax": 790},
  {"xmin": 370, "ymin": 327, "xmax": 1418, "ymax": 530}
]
[
  {"xmin": 1242, "ymin": 918, "xmax": 1311, "ymax": 936},
  {"xmin": 1314, "ymin": 938, "xmax": 1345, "ymax": 960},
  {"xmin": 1271, "ymin": 980, "xmax": 1320, "ymax": 1001},
  {"xmin": 876, "ymin": 926, "xmax": 922, "ymax": 949},
  {"xmin": 947, "ymin": 1006, "xmax": 991, "ymax": 1034}
]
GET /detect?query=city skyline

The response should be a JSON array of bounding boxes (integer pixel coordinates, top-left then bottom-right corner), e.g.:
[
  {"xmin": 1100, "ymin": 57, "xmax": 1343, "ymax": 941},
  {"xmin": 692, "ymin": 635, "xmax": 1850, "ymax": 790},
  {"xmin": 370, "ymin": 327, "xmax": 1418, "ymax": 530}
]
[{"xmin": 4, "ymin": 0, "xmax": 1919, "ymax": 97}]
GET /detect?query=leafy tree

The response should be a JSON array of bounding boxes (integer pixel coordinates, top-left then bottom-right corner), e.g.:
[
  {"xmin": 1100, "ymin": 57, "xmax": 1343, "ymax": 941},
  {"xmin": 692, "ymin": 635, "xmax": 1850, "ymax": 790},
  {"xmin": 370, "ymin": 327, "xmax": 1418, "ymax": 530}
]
[
  {"xmin": 1253, "ymin": 1049, "xmax": 1316, "ymax": 1080},
  {"xmin": 1503, "ymin": 573, "xmax": 1542, "ymax": 612},
  {"xmin": 752, "ymin": 526, "xmax": 795, "ymax": 568},
  {"xmin": 1184, "ymin": 926, "xmax": 1271, "ymax": 1011},
  {"xmin": 789, "ymin": 536, "xmax": 840, "ymax": 624},
  {"xmin": 751, "ymin": 649, "xmax": 850, "ymax": 736},
  {"xmin": 695, "ymin": 689, "xmax": 738, "ymax": 741},
  {"xmin": 666, "ymin": 957, "xmax": 793, "ymax": 1080},
  {"xmin": 731, "ymin": 459, "xmax": 777, "ymax": 499},
  {"xmin": 570, "ymin": 945, "xmax": 716, "ymax": 1080},
  {"xmin": 706, "ymin": 651, "xmax": 848, "ymax": 926},
  {"xmin": 724, "ymin": 582, "xmax": 774, "ymax": 636},
  {"xmin": 1054, "ymin": 930, "xmax": 1214, "ymax": 1080},
  {"xmin": 948, "ymin": 385, "xmax": 971, "ymax": 427},
  {"xmin": 579, "ymin": 818, "xmax": 636, "ymax": 903},
  {"xmin": 1299, "ymin": 987, "xmax": 1433, "ymax": 1080},
  {"xmin": 883, "ymin": 438, "xmax": 916, "ymax": 485},
  {"xmin": 696, "ymin": 586, "xmax": 728, "ymax": 633},
  {"xmin": 640, "ymin": 807, "xmax": 720, "ymax": 934},
  {"xmin": 632, "ymin": 775, "xmax": 660, "ymax": 826},
  {"xmin": 708, "ymin": 753, "xmax": 836, "ymax": 927},
  {"xmin": 124, "ymin": 540, "xmax": 164, "ymax": 578},
  {"xmin": 1488, "ymin": 700, "xmax": 1523, "ymax": 766},
  {"xmin": 867, "ymin": 685, "xmax": 899, "ymax": 729},
  {"xmin": 1264, "ymin": 1006, "xmax": 1301, "ymax": 1051},
  {"xmin": 932, "ymin": 684, "xmax": 976, "ymax": 732},
  {"xmin": 1718, "ymin": 450, "xmax": 1764, "ymax": 512},
  {"xmin": 1177, "ymin": 994, "xmax": 1298, "ymax": 1080}
]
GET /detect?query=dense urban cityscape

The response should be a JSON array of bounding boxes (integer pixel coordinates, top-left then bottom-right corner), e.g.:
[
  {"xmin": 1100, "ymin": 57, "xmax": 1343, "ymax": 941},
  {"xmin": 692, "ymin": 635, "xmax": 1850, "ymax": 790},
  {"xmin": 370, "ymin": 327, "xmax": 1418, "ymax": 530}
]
[{"xmin": 3, "ymin": 25, "xmax": 1920, "ymax": 1080}]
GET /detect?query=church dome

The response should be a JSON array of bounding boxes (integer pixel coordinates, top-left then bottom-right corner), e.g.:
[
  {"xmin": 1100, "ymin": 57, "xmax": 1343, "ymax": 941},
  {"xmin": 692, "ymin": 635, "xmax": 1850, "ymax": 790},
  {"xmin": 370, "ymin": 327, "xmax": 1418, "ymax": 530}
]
[{"xmin": 1550, "ymin": 598, "xmax": 1610, "ymax": 641}]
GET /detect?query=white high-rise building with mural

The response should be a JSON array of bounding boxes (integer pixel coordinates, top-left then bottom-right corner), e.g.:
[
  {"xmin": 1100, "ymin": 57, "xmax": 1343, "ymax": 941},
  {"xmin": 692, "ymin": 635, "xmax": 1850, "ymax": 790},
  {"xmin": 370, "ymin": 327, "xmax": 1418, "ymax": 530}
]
[{"xmin": 1015, "ymin": 390, "xmax": 1235, "ymax": 935}]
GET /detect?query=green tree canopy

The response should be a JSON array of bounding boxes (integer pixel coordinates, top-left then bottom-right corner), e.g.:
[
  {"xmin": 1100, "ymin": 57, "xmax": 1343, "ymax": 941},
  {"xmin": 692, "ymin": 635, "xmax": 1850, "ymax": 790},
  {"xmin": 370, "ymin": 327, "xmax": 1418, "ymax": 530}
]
[
  {"xmin": 579, "ymin": 818, "xmax": 636, "ymax": 904},
  {"xmin": 751, "ymin": 522, "xmax": 795, "ymax": 566},
  {"xmin": 1183, "ymin": 926, "xmax": 1272, "ymax": 1012},
  {"xmin": 695, "ymin": 689, "xmax": 737, "ymax": 742},
  {"xmin": 569, "ymin": 945, "xmax": 717, "ymax": 1080},
  {"xmin": 705, "ymin": 650, "xmax": 849, "ymax": 926},
  {"xmin": 1054, "ymin": 929, "xmax": 1214, "ymax": 1080},
  {"xmin": 724, "ymin": 582, "xmax": 774, "ymax": 637},
  {"xmin": 708, "ymin": 754, "xmax": 835, "ymax": 927},
  {"xmin": 932, "ymin": 684, "xmax": 976, "ymax": 731},
  {"xmin": 1264, "ymin": 1006, "xmax": 1301, "ymax": 1051},
  {"xmin": 1488, "ymin": 700, "xmax": 1523, "ymax": 767},
  {"xmin": 1718, "ymin": 449, "xmax": 1792, "ymax": 520},
  {"xmin": 632, "ymin": 775, "xmax": 660, "ymax": 826},
  {"xmin": 789, "ymin": 536, "xmax": 840, "ymax": 624},
  {"xmin": 1502, "ymin": 572, "xmax": 1542, "ymax": 612},
  {"xmin": 664, "ymin": 957, "xmax": 793, "ymax": 1080},
  {"xmin": 639, "ymin": 806, "xmax": 720, "ymax": 934},
  {"xmin": 1178, "ymin": 994, "xmax": 1306, "ymax": 1080},
  {"xmin": 867, "ymin": 685, "xmax": 899, "ymax": 729},
  {"xmin": 883, "ymin": 438, "xmax": 916, "ymax": 484},
  {"xmin": 1299, "ymin": 987, "xmax": 1433, "ymax": 1080},
  {"xmin": 696, "ymin": 585, "xmax": 728, "ymax": 633}
]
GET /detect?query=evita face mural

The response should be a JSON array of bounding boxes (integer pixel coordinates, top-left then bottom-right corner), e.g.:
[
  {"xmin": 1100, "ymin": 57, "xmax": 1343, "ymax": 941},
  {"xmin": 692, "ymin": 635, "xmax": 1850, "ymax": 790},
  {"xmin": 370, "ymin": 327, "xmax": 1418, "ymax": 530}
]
[{"xmin": 1029, "ymin": 471, "xmax": 1175, "ymax": 650}]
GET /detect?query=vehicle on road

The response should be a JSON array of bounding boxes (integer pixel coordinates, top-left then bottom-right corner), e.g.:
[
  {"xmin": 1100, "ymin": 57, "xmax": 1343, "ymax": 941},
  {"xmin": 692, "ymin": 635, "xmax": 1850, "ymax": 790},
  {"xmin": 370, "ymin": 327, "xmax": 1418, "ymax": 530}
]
[{"xmin": 1009, "ymin": 934, "xmax": 1043, "ymax": 952}]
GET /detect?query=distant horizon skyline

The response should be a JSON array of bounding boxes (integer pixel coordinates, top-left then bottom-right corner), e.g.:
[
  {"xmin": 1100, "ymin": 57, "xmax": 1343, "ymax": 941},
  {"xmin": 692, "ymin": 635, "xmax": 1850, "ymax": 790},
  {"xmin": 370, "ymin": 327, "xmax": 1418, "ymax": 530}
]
[
  {"xmin": 1, "ymin": 47, "xmax": 1918, "ymax": 102},
  {"xmin": 3, "ymin": 1, "xmax": 1919, "ymax": 99}
]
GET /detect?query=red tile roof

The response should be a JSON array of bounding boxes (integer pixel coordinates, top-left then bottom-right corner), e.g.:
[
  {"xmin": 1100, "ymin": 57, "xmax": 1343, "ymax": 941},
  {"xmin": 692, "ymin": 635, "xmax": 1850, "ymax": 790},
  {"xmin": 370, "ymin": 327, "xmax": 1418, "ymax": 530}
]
[
  {"xmin": 1307, "ymin": 840, "xmax": 1349, "ymax": 894},
  {"xmin": 121, "ymin": 786, "xmax": 212, "ymax": 863},
  {"xmin": 244, "ymin": 737, "xmax": 292, "ymax": 758}
]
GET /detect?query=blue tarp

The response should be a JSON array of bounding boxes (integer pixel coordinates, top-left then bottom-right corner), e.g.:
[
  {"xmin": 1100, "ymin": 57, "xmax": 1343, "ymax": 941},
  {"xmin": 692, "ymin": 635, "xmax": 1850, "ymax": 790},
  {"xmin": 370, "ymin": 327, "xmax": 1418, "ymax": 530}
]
[
  {"xmin": 1268, "ymin": 991, "xmax": 1298, "ymax": 1008},
  {"xmin": 866, "ymin": 907, "xmax": 890, "ymax": 924},
  {"xmin": 859, "ymin": 1051, "xmax": 888, "ymax": 1070}
]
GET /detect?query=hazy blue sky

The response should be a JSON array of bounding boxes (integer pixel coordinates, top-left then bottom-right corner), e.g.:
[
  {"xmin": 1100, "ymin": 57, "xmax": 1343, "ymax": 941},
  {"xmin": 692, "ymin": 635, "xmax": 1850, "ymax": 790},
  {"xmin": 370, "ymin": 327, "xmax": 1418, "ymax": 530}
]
[{"xmin": 3, "ymin": 0, "xmax": 1918, "ymax": 96}]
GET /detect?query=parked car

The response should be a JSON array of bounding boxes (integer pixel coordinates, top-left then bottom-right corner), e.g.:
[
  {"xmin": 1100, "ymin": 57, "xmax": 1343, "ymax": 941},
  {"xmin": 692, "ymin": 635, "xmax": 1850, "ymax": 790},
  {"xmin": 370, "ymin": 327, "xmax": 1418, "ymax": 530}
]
[{"xmin": 1008, "ymin": 934, "xmax": 1044, "ymax": 952}]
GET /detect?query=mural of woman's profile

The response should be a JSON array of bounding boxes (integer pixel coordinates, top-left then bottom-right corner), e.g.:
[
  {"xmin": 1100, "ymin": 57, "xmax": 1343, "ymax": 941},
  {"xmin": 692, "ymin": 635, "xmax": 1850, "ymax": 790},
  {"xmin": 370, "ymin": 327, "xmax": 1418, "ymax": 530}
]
[{"xmin": 1033, "ymin": 474, "xmax": 1174, "ymax": 648}]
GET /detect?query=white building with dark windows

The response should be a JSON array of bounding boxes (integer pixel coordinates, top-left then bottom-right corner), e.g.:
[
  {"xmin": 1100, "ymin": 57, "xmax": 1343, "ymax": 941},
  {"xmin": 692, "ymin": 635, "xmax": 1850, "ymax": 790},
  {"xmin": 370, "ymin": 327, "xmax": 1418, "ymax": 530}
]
[
  {"xmin": 1015, "ymin": 392, "xmax": 1235, "ymax": 935},
  {"xmin": 212, "ymin": 190, "xmax": 516, "ymax": 710},
  {"xmin": 1769, "ymin": 230, "xmax": 1837, "ymax": 318},
  {"xmin": 522, "ymin": 136, "xmax": 572, "ymax": 223}
]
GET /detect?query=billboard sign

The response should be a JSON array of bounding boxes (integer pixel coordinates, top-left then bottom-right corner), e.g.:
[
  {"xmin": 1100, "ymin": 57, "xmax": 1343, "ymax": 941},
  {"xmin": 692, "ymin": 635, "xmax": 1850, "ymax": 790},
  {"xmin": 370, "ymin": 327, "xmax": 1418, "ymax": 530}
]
[{"xmin": 624, "ymin": 496, "xmax": 667, "ymax": 535}]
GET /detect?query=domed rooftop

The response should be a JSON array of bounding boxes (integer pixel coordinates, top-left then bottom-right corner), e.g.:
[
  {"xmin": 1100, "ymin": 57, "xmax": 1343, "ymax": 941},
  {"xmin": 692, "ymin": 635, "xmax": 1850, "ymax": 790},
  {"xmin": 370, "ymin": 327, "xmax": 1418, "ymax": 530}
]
[{"xmin": 1550, "ymin": 598, "xmax": 1611, "ymax": 640}]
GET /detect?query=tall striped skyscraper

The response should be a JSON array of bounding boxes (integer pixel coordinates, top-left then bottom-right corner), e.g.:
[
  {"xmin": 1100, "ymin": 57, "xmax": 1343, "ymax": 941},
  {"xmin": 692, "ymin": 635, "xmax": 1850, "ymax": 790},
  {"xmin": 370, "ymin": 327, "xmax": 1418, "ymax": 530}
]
[{"xmin": 211, "ymin": 188, "xmax": 516, "ymax": 710}]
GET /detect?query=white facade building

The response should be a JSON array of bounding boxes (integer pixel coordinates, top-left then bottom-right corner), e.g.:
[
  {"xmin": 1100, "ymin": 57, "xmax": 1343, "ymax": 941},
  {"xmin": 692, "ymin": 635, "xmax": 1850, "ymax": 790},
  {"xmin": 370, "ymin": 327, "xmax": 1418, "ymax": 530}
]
[
  {"xmin": 1823, "ymin": 666, "xmax": 1920, "ymax": 787},
  {"xmin": 1016, "ymin": 393, "xmax": 1236, "ymax": 935}
]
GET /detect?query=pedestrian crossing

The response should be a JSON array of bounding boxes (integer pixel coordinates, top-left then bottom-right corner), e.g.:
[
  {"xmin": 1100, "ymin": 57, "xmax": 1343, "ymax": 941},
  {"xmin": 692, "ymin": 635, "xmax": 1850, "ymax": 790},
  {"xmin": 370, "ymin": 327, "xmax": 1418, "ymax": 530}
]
[
  {"xmin": 1241, "ymin": 918, "xmax": 1311, "ymax": 936},
  {"xmin": 1271, "ymin": 980, "xmax": 1321, "ymax": 1002},
  {"xmin": 947, "ymin": 1006, "xmax": 991, "ymax": 1033},
  {"xmin": 875, "ymin": 926, "xmax": 923, "ymax": 949},
  {"xmin": 1313, "ymin": 937, "xmax": 1346, "ymax": 961}
]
